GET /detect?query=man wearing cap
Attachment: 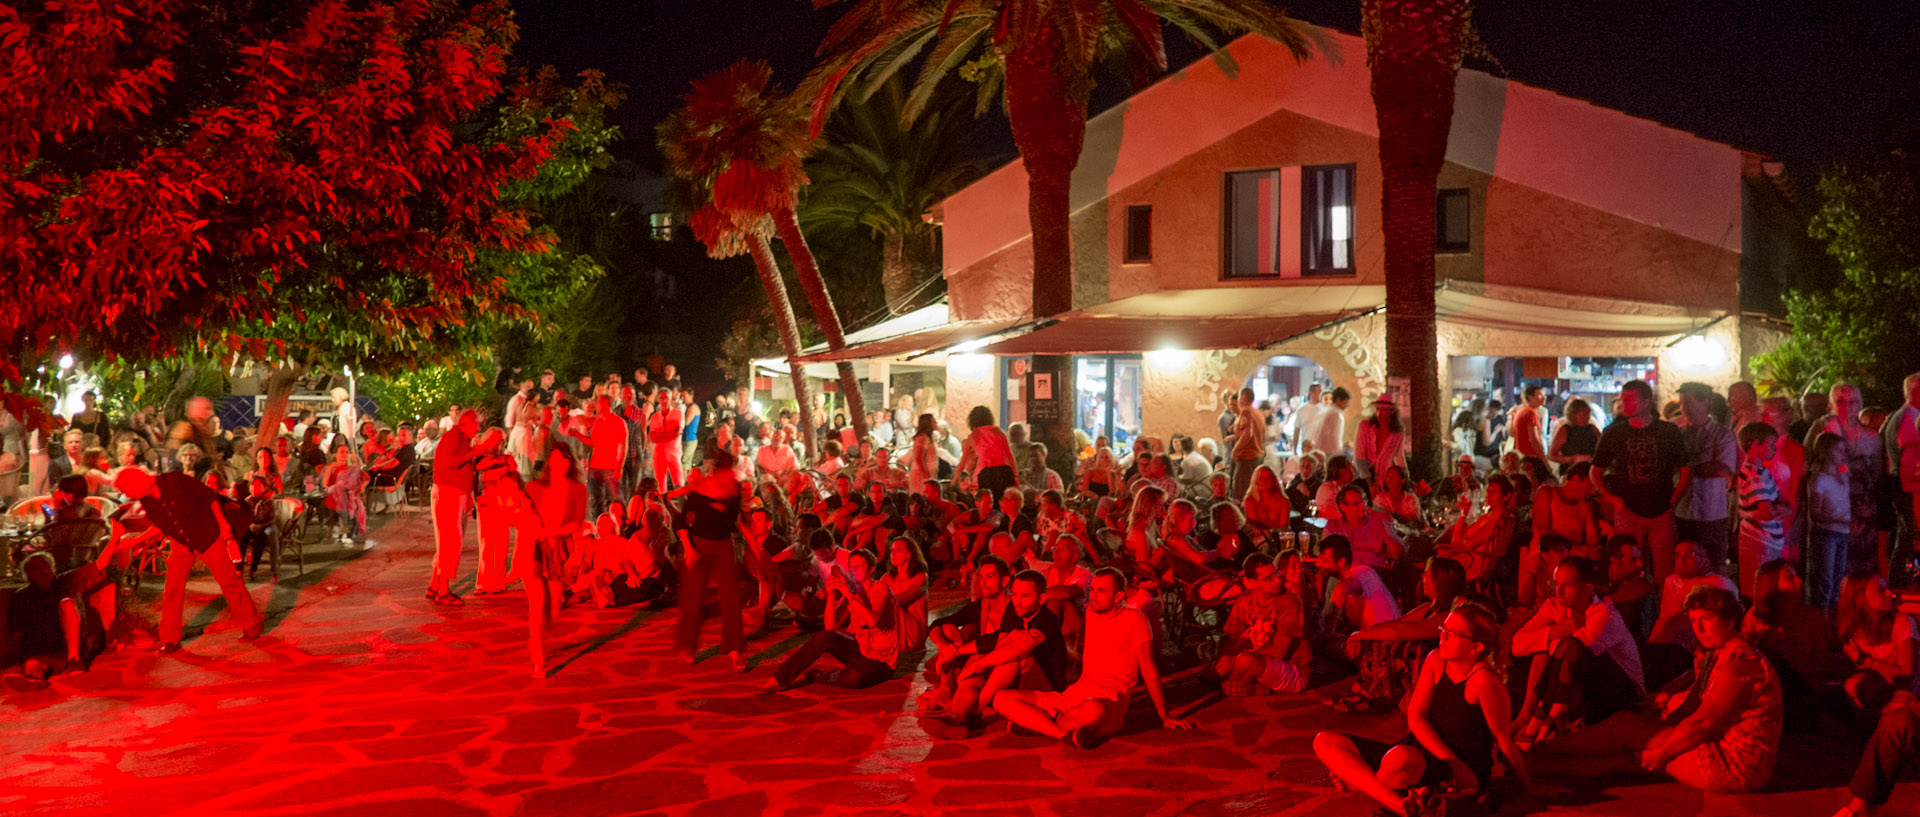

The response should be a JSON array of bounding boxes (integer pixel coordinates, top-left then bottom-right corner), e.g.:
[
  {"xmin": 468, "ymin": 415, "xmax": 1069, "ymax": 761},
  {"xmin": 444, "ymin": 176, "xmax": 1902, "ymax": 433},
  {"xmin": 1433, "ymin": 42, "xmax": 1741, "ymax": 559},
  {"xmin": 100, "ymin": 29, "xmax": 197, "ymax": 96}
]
[
  {"xmin": 108, "ymin": 469, "xmax": 261, "ymax": 652},
  {"xmin": 430, "ymin": 409, "xmax": 488, "ymax": 605}
]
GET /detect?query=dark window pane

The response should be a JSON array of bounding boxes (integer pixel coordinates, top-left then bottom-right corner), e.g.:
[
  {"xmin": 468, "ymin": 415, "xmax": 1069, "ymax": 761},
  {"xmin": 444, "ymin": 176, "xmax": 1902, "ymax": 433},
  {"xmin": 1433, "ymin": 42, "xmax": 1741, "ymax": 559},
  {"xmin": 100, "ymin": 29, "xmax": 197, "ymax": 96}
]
[
  {"xmin": 1436, "ymin": 188, "xmax": 1471, "ymax": 253},
  {"xmin": 1224, "ymin": 170, "xmax": 1280, "ymax": 278},
  {"xmin": 1124, "ymin": 205, "xmax": 1152, "ymax": 262},
  {"xmin": 1302, "ymin": 165, "xmax": 1354, "ymax": 274}
]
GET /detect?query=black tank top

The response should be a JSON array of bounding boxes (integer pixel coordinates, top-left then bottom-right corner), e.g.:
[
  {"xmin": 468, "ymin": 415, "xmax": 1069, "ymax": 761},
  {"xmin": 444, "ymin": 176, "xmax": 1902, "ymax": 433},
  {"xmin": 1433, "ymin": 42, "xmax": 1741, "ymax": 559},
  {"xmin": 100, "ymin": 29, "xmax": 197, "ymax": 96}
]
[
  {"xmin": 1560, "ymin": 424, "xmax": 1599, "ymax": 458},
  {"xmin": 1429, "ymin": 665, "xmax": 1496, "ymax": 787},
  {"xmin": 685, "ymin": 490, "xmax": 740, "ymax": 540}
]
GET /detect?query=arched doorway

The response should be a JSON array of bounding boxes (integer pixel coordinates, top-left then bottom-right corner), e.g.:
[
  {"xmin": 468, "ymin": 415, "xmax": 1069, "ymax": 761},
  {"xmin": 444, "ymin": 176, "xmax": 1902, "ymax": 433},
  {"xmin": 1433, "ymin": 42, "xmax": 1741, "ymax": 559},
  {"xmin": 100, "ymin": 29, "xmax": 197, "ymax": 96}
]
[{"xmin": 1244, "ymin": 354, "xmax": 1334, "ymax": 412}]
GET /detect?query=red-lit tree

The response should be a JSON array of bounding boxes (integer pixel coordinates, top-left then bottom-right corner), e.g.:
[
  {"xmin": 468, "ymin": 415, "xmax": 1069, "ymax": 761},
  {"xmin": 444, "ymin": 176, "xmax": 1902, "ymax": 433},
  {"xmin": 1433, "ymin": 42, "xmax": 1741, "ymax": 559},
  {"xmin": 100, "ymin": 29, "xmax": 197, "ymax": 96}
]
[{"xmin": 0, "ymin": 0, "xmax": 605, "ymax": 433}]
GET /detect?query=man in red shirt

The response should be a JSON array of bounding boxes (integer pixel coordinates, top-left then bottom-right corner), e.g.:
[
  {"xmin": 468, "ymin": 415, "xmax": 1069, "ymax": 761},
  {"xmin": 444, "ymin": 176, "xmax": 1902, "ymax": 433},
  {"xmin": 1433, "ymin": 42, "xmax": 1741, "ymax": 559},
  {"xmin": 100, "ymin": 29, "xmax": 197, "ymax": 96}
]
[
  {"xmin": 429, "ymin": 410, "xmax": 487, "ymax": 605},
  {"xmin": 108, "ymin": 469, "xmax": 261, "ymax": 651},
  {"xmin": 580, "ymin": 395, "xmax": 629, "ymax": 518},
  {"xmin": 647, "ymin": 388, "xmax": 684, "ymax": 491}
]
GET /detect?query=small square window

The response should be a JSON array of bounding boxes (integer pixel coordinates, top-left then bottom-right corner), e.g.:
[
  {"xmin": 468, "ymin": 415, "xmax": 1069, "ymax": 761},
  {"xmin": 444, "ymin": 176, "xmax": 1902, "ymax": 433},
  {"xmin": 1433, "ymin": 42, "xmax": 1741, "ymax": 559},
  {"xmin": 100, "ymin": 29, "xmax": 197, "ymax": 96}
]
[
  {"xmin": 1124, "ymin": 205, "xmax": 1152, "ymax": 263},
  {"xmin": 1436, "ymin": 188, "xmax": 1470, "ymax": 253},
  {"xmin": 648, "ymin": 212, "xmax": 676, "ymax": 241}
]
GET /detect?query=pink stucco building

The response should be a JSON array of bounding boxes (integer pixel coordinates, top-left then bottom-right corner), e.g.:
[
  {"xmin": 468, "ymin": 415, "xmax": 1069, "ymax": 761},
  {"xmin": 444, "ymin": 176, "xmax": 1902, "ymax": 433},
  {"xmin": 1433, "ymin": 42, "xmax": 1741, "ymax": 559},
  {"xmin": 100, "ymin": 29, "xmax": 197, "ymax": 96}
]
[{"xmin": 780, "ymin": 27, "xmax": 1800, "ymax": 453}]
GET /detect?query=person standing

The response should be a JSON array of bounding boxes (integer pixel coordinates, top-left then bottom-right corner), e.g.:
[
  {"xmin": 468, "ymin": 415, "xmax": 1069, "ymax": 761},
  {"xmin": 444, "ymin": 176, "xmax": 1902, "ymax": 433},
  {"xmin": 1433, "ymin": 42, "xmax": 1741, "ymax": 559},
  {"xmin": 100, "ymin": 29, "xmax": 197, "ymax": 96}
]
[
  {"xmin": 1292, "ymin": 384, "xmax": 1325, "ymax": 457},
  {"xmin": 108, "ymin": 469, "xmax": 262, "ymax": 651},
  {"xmin": 1807, "ymin": 383, "xmax": 1884, "ymax": 576},
  {"xmin": 329, "ymin": 388, "xmax": 359, "ymax": 449},
  {"xmin": 1306, "ymin": 387, "xmax": 1352, "ymax": 459},
  {"xmin": 577, "ymin": 395, "xmax": 628, "ymax": 519},
  {"xmin": 679, "ymin": 389, "xmax": 702, "ymax": 483},
  {"xmin": 1353, "ymin": 394, "xmax": 1406, "ymax": 483},
  {"xmin": 1675, "ymin": 382, "xmax": 1739, "ymax": 573},
  {"xmin": 472, "ymin": 428, "xmax": 526, "ymax": 595},
  {"xmin": 504, "ymin": 378, "xmax": 534, "ymax": 433},
  {"xmin": 678, "ymin": 448, "xmax": 746, "ymax": 671},
  {"xmin": 429, "ymin": 410, "xmax": 486, "ymax": 606},
  {"xmin": 525, "ymin": 449, "xmax": 587, "ymax": 678},
  {"xmin": 1230, "ymin": 387, "xmax": 1265, "ymax": 499},
  {"xmin": 1590, "ymin": 380, "xmax": 1691, "ymax": 581},
  {"xmin": 1511, "ymin": 386, "xmax": 1549, "ymax": 461},
  {"xmin": 1882, "ymin": 373, "xmax": 1920, "ymax": 583},
  {"xmin": 648, "ymin": 388, "xmax": 684, "ymax": 492},
  {"xmin": 956, "ymin": 406, "xmax": 1018, "ymax": 497}
]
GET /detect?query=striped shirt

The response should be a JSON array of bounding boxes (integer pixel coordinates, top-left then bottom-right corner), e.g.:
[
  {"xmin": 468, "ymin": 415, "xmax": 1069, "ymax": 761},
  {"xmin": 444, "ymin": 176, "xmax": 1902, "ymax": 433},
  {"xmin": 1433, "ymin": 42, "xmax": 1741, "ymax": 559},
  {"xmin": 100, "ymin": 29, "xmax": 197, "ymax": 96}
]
[{"xmin": 1737, "ymin": 460, "xmax": 1785, "ymax": 545}]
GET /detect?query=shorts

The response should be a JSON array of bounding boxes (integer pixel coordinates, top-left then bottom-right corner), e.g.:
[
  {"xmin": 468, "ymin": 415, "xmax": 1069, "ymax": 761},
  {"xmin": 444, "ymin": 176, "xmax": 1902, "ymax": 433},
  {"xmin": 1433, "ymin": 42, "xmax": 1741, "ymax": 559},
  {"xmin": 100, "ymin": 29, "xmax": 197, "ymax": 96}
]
[
  {"xmin": 1344, "ymin": 733, "xmax": 1479, "ymax": 792},
  {"xmin": 1024, "ymin": 687, "xmax": 1127, "ymax": 733},
  {"xmin": 1224, "ymin": 655, "xmax": 1307, "ymax": 696}
]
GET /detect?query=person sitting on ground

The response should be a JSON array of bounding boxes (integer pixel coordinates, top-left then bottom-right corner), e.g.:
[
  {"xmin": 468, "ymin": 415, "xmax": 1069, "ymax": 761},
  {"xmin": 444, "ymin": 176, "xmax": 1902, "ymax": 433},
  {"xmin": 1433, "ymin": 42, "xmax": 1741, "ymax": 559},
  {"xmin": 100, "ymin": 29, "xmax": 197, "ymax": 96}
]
[
  {"xmin": 995, "ymin": 567, "xmax": 1193, "ymax": 747},
  {"xmin": 1742, "ymin": 558, "xmax": 1827, "ymax": 733},
  {"xmin": 1601, "ymin": 535, "xmax": 1658, "ymax": 642},
  {"xmin": 1531, "ymin": 587, "xmax": 1781, "ymax": 795},
  {"xmin": 1835, "ymin": 698, "xmax": 1920, "ymax": 817},
  {"xmin": 1334, "ymin": 556, "xmax": 1467, "ymax": 714},
  {"xmin": 1213, "ymin": 553, "xmax": 1312, "ymax": 697},
  {"xmin": 1317, "ymin": 535, "xmax": 1403, "ymax": 640},
  {"xmin": 760, "ymin": 547, "xmax": 907, "ymax": 692},
  {"xmin": 781, "ymin": 530, "xmax": 839, "ymax": 630},
  {"xmin": 738, "ymin": 506, "xmax": 786, "ymax": 629},
  {"xmin": 945, "ymin": 489, "xmax": 1006, "ymax": 573},
  {"xmin": 1644, "ymin": 541, "xmax": 1738, "ymax": 690},
  {"xmin": 923, "ymin": 564, "xmax": 1070, "ymax": 738},
  {"xmin": 1323, "ymin": 483, "xmax": 1404, "ymax": 571},
  {"xmin": 1510, "ymin": 555, "xmax": 1647, "ymax": 745},
  {"xmin": 1836, "ymin": 569, "xmax": 1917, "ymax": 717},
  {"xmin": 1036, "ymin": 533, "xmax": 1092, "ymax": 647},
  {"xmin": 1025, "ymin": 443, "xmax": 1065, "ymax": 493},
  {"xmin": 859, "ymin": 446, "xmax": 910, "ymax": 492},
  {"xmin": 1033, "ymin": 490, "xmax": 1088, "ymax": 557},
  {"xmin": 2, "ymin": 553, "xmax": 100, "ymax": 693},
  {"xmin": 1315, "ymin": 601, "xmax": 1533, "ymax": 815}
]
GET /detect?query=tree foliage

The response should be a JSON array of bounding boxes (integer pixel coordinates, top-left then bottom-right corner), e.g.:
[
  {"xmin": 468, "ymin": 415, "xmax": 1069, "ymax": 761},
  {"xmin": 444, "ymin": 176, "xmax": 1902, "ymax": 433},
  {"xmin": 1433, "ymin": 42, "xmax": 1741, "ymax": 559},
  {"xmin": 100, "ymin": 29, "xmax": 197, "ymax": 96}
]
[
  {"xmin": 361, "ymin": 365, "xmax": 498, "ymax": 426},
  {"xmin": 0, "ymin": 0, "xmax": 617, "ymax": 425},
  {"xmin": 1752, "ymin": 156, "xmax": 1920, "ymax": 407}
]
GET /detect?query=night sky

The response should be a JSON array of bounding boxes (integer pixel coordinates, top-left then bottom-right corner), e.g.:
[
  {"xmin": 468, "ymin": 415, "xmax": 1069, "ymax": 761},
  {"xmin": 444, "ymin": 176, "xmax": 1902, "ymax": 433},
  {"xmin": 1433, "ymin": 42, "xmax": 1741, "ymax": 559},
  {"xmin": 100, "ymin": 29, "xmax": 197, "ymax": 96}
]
[{"xmin": 512, "ymin": 0, "xmax": 1920, "ymax": 194}]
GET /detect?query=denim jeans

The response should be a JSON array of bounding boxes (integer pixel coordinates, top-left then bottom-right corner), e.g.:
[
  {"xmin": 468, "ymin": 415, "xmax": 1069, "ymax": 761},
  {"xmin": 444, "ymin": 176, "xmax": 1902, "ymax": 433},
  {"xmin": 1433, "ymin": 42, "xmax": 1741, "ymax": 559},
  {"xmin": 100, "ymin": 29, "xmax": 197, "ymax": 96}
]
[
  {"xmin": 1808, "ymin": 527, "xmax": 1849, "ymax": 611},
  {"xmin": 587, "ymin": 467, "xmax": 623, "ymax": 518}
]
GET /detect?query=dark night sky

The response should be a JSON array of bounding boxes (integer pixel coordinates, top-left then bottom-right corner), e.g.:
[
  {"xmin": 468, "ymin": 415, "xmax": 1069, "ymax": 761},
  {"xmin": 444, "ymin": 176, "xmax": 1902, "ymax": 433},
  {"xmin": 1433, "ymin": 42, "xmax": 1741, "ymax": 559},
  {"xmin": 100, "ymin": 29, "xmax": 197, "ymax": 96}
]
[{"xmin": 512, "ymin": 0, "xmax": 1920, "ymax": 195}]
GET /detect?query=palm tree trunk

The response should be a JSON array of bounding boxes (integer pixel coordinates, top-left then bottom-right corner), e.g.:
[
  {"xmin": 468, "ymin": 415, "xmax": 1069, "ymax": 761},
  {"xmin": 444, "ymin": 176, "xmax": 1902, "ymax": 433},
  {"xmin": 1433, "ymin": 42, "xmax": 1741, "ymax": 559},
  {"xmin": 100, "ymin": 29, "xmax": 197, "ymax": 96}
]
[
  {"xmin": 254, "ymin": 361, "xmax": 310, "ymax": 445},
  {"xmin": 747, "ymin": 231, "xmax": 817, "ymax": 460},
  {"xmin": 774, "ymin": 207, "xmax": 866, "ymax": 443},
  {"xmin": 1365, "ymin": 0, "xmax": 1468, "ymax": 481},
  {"xmin": 1002, "ymin": 30, "xmax": 1091, "ymax": 481},
  {"xmin": 881, "ymin": 228, "xmax": 942, "ymax": 312}
]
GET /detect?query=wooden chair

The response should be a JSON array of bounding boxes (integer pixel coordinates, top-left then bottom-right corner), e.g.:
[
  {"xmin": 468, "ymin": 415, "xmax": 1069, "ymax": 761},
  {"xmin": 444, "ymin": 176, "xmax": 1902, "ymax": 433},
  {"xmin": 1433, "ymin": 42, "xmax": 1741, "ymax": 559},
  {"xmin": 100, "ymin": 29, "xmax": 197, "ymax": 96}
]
[{"xmin": 271, "ymin": 496, "xmax": 309, "ymax": 576}]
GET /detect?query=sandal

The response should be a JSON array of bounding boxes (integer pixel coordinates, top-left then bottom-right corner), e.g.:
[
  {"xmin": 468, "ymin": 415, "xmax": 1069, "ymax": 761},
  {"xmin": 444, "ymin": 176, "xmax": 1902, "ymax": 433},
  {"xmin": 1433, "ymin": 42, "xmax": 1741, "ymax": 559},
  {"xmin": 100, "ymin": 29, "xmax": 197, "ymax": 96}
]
[
  {"xmin": 729, "ymin": 650, "xmax": 748, "ymax": 673},
  {"xmin": 433, "ymin": 592, "xmax": 465, "ymax": 606}
]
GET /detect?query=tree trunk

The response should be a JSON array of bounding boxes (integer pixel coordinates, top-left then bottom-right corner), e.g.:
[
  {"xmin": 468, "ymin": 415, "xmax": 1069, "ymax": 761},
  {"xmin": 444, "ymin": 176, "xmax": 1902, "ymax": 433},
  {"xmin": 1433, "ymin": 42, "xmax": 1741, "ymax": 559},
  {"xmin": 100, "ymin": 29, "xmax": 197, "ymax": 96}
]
[
  {"xmin": 880, "ymin": 227, "xmax": 941, "ymax": 312},
  {"xmin": 1002, "ymin": 29, "xmax": 1089, "ymax": 479},
  {"xmin": 747, "ymin": 232, "xmax": 817, "ymax": 461},
  {"xmin": 254, "ymin": 361, "xmax": 309, "ymax": 443},
  {"xmin": 1366, "ymin": 0, "xmax": 1467, "ymax": 481},
  {"xmin": 774, "ymin": 207, "xmax": 866, "ymax": 443},
  {"xmin": 160, "ymin": 364, "xmax": 200, "ymax": 425}
]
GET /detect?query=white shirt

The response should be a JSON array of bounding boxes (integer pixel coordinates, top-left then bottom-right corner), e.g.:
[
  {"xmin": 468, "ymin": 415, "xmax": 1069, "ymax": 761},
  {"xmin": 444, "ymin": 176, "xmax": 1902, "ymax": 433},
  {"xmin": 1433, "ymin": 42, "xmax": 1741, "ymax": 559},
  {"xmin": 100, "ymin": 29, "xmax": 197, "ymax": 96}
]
[
  {"xmin": 1304, "ymin": 403, "xmax": 1345, "ymax": 456},
  {"xmin": 1065, "ymin": 605, "xmax": 1153, "ymax": 702},
  {"xmin": 1512, "ymin": 595, "xmax": 1645, "ymax": 694},
  {"xmin": 504, "ymin": 392, "xmax": 529, "ymax": 431},
  {"xmin": 1336, "ymin": 565, "xmax": 1402, "ymax": 627}
]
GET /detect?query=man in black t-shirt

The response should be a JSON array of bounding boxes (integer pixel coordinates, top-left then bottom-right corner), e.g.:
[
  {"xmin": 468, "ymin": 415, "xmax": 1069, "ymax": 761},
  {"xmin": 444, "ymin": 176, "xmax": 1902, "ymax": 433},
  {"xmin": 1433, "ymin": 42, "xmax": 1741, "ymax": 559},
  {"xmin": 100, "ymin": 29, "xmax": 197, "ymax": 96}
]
[
  {"xmin": 925, "ymin": 563, "xmax": 1068, "ymax": 737},
  {"xmin": 3, "ymin": 554, "xmax": 81, "ymax": 692},
  {"xmin": 1589, "ymin": 380, "xmax": 1692, "ymax": 580},
  {"xmin": 107, "ymin": 469, "xmax": 262, "ymax": 652}
]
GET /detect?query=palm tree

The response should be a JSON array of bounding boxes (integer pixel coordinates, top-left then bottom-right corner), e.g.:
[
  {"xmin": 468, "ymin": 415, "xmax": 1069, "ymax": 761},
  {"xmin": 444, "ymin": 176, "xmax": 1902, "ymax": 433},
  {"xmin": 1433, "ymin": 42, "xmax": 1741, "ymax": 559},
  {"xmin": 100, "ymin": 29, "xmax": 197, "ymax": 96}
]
[
  {"xmin": 808, "ymin": 0, "xmax": 1316, "ymax": 476},
  {"xmin": 659, "ymin": 60, "xmax": 867, "ymax": 443},
  {"xmin": 1363, "ymin": 0, "xmax": 1471, "ymax": 478},
  {"xmin": 801, "ymin": 76, "xmax": 983, "ymax": 311}
]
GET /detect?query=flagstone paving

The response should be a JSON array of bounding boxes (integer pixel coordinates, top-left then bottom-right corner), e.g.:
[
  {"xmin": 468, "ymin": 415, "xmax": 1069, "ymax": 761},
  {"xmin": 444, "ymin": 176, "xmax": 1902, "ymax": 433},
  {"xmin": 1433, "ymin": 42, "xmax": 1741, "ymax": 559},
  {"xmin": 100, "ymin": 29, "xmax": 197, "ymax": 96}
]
[{"xmin": 0, "ymin": 511, "xmax": 1911, "ymax": 816}]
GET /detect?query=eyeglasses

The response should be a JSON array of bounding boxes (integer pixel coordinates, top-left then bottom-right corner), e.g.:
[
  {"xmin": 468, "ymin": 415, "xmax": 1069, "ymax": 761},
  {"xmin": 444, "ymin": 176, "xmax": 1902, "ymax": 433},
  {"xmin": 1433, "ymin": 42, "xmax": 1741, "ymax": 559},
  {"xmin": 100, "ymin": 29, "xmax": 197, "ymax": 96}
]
[{"xmin": 1439, "ymin": 624, "xmax": 1476, "ymax": 642}]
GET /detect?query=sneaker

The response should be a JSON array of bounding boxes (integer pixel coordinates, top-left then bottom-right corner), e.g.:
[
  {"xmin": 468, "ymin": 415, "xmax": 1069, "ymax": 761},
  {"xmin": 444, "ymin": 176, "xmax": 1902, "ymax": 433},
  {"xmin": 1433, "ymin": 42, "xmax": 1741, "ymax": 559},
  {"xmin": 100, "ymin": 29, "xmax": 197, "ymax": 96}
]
[
  {"xmin": 157, "ymin": 642, "xmax": 183, "ymax": 654},
  {"xmin": 1065, "ymin": 726, "xmax": 1107, "ymax": 750}
]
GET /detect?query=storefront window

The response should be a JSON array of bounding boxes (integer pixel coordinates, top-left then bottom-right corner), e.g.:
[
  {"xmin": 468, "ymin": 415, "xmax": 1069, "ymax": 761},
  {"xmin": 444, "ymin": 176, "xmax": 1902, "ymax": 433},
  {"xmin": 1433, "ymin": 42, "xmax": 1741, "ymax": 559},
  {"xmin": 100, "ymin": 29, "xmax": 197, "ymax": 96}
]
[
  {"xmin": 1075, "ymin": 355, "xmax": 1143, "ymax": 446},
  {"xmin": 1449, "ymin": 355, "xmax": 1659, "ymax": 431}
]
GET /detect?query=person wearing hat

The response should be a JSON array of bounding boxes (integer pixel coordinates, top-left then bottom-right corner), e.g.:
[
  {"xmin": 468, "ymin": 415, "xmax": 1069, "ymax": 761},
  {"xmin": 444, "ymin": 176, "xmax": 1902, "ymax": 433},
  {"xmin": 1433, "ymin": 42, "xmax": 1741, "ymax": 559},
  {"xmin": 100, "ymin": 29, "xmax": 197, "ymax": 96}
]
[
  {"xmin": 1353, "ymin": 393, "xmax": 1406, "ymax": 482},
  {"xmin": 107, "ymin": 468, "xmax": 261, "ymax": 652}
]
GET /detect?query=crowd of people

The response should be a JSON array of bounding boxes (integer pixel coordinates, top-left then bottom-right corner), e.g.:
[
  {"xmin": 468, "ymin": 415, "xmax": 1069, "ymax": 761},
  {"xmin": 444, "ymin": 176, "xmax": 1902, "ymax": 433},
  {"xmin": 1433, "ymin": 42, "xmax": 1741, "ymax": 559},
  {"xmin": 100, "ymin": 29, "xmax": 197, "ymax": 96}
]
[{"xmin": 12, "ymin": 367, "xmax": 1920, "ymax": 817}]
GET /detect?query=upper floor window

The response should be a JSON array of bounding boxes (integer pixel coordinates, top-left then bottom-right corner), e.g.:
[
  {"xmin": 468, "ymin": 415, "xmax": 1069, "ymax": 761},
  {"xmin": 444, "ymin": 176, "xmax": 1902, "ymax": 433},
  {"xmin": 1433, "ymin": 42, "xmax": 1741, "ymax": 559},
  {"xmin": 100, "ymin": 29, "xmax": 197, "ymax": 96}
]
[
  {"xmin": 648, "ymin": 212, "xmax": 676, "ymax": 241},
  {"xmin": 1223, "ymin": 165, "xmax": 1356, "ymax": 279},
  {"xmin": 1301, "ymin": 164, "xmax": 1354, "ymax": 275},
  {"xmin": 1436, "ymin": 188, "xmax": 1471, "ymax": 253},
  {"xmin": 1124, "ymin": 205, "xmax": 1153, "ymax": 263}
]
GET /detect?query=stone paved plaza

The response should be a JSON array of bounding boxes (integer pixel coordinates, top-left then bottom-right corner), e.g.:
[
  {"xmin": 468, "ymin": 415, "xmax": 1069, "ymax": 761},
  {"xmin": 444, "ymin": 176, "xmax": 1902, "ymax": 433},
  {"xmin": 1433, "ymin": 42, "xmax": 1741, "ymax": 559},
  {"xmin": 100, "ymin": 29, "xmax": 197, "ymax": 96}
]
[{"xmin": 1, "ymin": 512, "xmax": 1911, "ymax": 817}]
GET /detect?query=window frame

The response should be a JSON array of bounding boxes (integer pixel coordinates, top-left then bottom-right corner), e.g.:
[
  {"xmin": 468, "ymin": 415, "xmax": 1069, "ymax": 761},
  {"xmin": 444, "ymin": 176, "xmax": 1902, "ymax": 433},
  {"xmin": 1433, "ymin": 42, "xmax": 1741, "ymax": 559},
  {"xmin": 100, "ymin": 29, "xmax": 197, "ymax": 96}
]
[
  {"xmin": 1436, "ymin": 187, "xmax": 1471, "ymax": 254},
  {"xmin": 1221, "ymin": 168, "xmax": 1283, "ymax": 280},
  {"xmin": 1123, "ymin": 204, "xmax": 1153, "ymax": 263},
  {"xmin": 1300, "ymin": 163, "xmax": 1356, "ymax": 276}
]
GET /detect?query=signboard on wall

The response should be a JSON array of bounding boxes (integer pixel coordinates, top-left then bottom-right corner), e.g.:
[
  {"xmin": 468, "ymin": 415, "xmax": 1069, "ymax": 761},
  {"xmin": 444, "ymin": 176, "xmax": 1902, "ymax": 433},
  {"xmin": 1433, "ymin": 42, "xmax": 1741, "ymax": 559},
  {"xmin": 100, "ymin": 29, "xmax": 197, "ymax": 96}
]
[{"xmin": 1026, "ymin": 371, "xmax": 1060, "ymax": 422}]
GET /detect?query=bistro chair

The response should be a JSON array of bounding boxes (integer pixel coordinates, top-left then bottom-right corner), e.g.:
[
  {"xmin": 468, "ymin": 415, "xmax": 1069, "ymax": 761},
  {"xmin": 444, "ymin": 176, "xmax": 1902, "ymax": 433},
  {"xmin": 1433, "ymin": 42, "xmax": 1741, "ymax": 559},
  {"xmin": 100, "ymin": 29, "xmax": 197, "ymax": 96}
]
[
  {"xmin": 271, "ymin": 496, "xmax": 309, "ymax": 576},
  {"xmin": 28, "ymin": 518, "xmax": 109, "ymax": 572}
]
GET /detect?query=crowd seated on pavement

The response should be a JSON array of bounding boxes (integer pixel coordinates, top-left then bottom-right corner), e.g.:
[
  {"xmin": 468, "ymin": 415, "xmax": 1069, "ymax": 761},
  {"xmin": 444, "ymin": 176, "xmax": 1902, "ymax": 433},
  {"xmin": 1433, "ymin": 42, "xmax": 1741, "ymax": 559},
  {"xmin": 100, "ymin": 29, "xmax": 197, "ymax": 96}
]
[{"xmin": 15, "ymin": 368, "xmax": 1920, "ymax": 817}]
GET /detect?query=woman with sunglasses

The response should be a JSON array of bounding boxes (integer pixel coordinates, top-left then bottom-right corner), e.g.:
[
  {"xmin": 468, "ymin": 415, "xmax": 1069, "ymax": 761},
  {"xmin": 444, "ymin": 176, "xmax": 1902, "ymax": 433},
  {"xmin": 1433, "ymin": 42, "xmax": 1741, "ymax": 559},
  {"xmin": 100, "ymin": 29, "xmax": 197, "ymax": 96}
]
[{"xmin": 1314, "ymin": 601, "xmax": 1532, "ymax": 816}]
